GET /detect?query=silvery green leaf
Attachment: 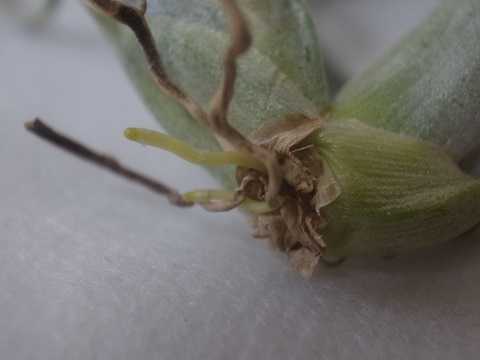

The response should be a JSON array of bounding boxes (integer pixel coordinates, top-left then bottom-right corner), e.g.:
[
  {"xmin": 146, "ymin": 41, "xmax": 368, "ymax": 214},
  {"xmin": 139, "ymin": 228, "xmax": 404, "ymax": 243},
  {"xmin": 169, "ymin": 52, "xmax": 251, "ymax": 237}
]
[
  {"xmin": 317, "ymin": 119, "xmax": 480, "ymax": 258},
  {"xmin": 333, "ymin": 0, "xmax": 480, "ymax": 161}
]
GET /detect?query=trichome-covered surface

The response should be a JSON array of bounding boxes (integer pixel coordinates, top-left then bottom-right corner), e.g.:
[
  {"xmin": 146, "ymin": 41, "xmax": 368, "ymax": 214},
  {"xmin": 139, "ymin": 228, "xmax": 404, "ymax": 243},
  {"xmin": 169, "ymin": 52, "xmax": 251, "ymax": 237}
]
[{"xmin": 334, "ymin": 0, "xmax": 480, "ymax": 162}]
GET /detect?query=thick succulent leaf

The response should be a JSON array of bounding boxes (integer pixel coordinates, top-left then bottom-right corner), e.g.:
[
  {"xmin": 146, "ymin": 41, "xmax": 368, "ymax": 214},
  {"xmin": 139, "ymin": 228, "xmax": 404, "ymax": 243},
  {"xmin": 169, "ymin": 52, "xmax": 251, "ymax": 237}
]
[
  {"xmin": 239, "ymin": 0, "xmax": 329, "ymax": 109},
  {"xmin": 316, "ymin": 119, "xmax": 480, "ymax": 258},
  {"xmin": 333, "ymin": 0, "xmax": 480, "ymax": 161},
  {"xmin": 93, "ymin": 0, "xmax": 328, "ymax": 158}
]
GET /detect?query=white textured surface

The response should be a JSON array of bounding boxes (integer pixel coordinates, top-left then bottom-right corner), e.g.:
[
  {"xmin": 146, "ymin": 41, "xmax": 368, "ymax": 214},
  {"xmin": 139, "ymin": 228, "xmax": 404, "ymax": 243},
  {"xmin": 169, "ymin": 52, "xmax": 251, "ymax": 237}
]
[{"xmin": 1, "ymin": 1, "xmax": 480, "ymax": 359}]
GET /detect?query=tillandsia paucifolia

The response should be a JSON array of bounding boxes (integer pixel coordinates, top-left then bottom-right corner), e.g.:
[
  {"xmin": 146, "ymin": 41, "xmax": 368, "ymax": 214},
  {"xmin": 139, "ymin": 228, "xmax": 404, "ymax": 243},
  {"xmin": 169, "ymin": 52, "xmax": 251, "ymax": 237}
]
[{"xmin": 23, "ymin": 0, "xmax": 480, "ymax": 277}]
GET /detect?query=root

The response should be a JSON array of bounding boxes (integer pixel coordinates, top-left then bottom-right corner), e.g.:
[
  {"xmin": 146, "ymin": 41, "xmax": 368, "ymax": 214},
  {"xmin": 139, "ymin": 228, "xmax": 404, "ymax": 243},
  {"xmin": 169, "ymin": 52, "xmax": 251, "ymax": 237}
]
[
  {"xmin": 86, "ymin": 0, "xmax": 211, "ymax": 127},
  {"xmin": 25, "ymin": 119, "xmax": 273, "ymax": 214},
  {"xmin": 25, "ymin": 118, "xmax": 191, "ymax": 207},
  {"xmin": 124, "ymin": 128, "xmax": 266, "ymax": 172}
]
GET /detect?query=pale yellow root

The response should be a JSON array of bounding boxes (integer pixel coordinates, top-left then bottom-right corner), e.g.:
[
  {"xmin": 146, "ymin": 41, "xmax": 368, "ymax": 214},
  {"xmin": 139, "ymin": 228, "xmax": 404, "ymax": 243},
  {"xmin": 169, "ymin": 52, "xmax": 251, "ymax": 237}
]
[
  {"xmin": 124, "ymin": 128, "xmax": 266, "ymax": 172},
  {"xmin": 124, "ymin": 128, "xmax": 271, "ymax": 214},
  {"xmin": 182, "ymin": 189, "xmax": 236, "ymax": 204},
  {"xmin": 182, "ymin": 189, "xmax": 272, "ymax": 214}
]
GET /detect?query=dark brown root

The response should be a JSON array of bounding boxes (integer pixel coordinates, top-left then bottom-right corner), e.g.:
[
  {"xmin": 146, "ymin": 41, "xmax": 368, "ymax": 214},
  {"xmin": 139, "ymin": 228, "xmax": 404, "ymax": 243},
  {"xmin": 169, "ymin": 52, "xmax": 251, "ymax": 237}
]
[
  {"xmin": 246, "ymin": 117, "xmax": 344, "ymax": 275},
  {"xmin": 289, "ymin": 248, "xmax": 320, "ymax": 278},
  {"xmin": 25, "ymin": 118, "xmax": 192, "ymax": 207}
]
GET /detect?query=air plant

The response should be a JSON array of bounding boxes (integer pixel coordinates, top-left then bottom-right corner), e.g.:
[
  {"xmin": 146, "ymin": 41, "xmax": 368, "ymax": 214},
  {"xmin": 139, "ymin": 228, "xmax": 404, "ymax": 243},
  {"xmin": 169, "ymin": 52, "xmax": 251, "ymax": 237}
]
[{"xmin": 25, "ymin": 0, "xmax": 480, "ymax": 277}]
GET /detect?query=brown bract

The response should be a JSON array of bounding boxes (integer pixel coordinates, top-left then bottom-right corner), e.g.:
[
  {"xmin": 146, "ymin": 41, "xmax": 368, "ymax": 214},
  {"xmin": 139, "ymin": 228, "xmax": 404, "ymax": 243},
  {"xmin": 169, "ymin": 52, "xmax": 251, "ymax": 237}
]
[{"xmin": 244, "ymin": 116, "xmax": 341, "ymax": 277}]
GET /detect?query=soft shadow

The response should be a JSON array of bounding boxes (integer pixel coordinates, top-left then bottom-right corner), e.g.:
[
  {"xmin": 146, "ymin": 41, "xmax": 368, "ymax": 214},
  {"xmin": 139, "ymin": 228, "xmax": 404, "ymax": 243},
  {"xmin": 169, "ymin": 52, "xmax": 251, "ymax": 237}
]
[{"xmin": 308, "ymin": 226, "xmax": 480, "ymax": 313}]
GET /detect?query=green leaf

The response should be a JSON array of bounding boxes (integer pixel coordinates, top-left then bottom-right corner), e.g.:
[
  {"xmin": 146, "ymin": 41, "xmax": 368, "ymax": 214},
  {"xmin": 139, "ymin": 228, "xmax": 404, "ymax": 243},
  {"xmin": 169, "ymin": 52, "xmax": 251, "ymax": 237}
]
[
  {"xmin": 93, "ymin": 0, "xmax": 328, "ymax": 184},
  {"xmin": 333, "ymin": 0, "xmax": 480, "ymax": 161},
  {"xmin": 316, "ymin": 119, "xmax": 480, "ymax": 258}
]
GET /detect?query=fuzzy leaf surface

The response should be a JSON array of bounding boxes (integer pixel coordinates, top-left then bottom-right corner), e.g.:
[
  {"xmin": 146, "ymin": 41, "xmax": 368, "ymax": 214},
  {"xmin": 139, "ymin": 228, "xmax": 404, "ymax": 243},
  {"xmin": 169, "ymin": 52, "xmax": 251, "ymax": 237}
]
[{"xmin": 334, "ymin": 0, "xmax": 480, "ymax": 161}]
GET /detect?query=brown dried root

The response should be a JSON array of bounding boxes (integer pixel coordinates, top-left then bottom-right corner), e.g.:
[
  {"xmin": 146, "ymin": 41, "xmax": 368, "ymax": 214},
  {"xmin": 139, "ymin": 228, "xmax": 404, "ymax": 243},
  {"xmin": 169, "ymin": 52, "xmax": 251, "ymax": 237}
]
[
  {"xmin": 211, "ymin": 0, "xmax": 282, "ymax": 201},
  {"xmin": 25, "ymin": 118, "xmax": 192, "ymax": 207},
  {"xmin": 85, "ymin": 0, "xmax": 210, "ymax": 127},
  {"xmin": 85, "ymin": 0, "xmax": 282, "ymax": 201},
  {"xmin": 209, "ymin": 0, "xmax": 252, "ymax": 148},
  {"xmin": 26, "ymin": 0, "xmax": 342, "ymax": 277}
]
